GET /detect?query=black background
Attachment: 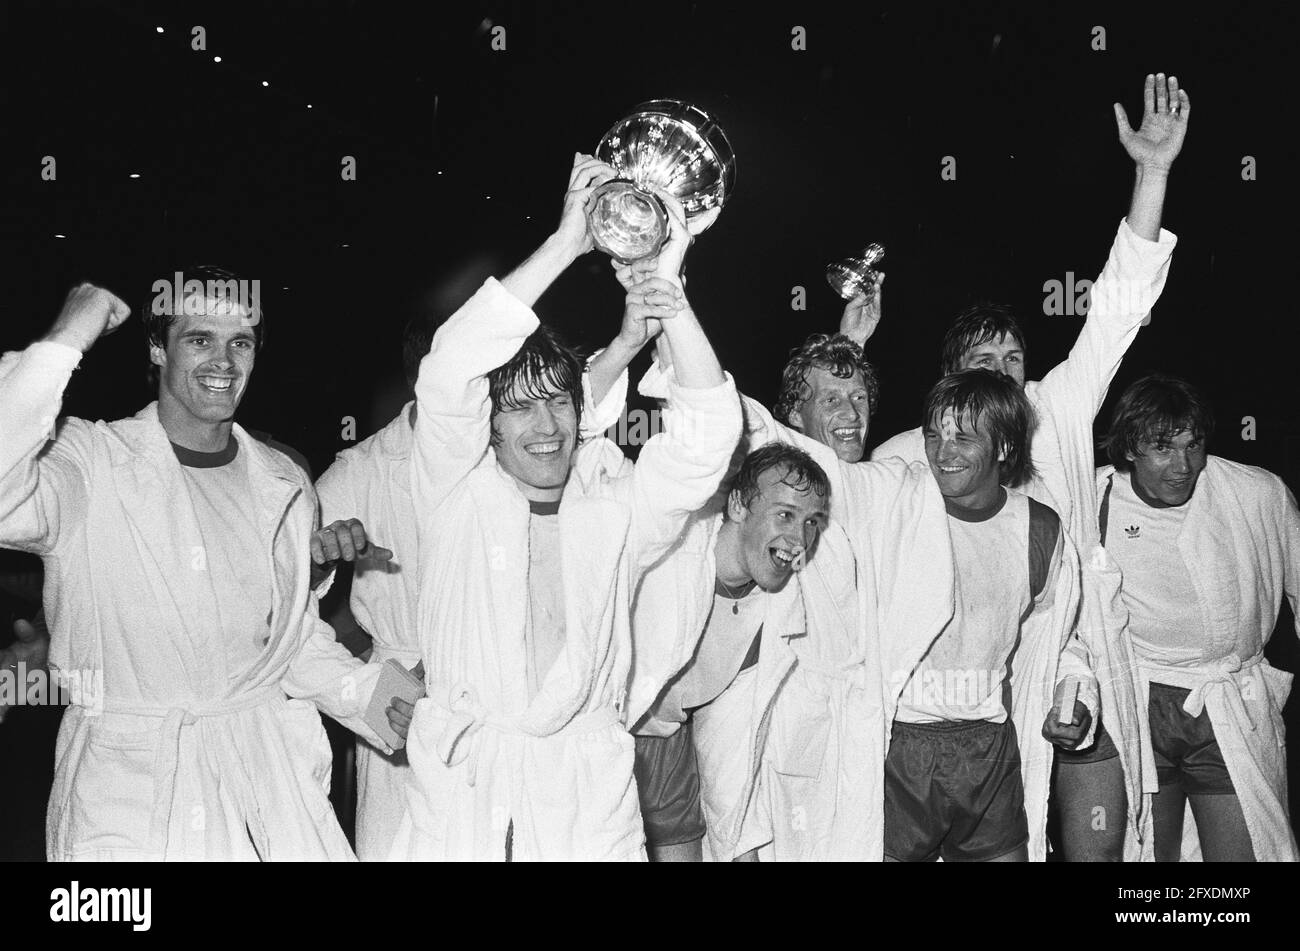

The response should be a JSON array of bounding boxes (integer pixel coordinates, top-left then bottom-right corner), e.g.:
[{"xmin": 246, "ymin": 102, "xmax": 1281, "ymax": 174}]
[{"xmin": 1, "ymin": 0, "xmax": 1296, "ymax": 862}]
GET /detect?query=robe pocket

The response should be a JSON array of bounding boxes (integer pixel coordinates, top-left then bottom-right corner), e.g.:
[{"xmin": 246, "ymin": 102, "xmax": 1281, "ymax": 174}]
[
  {"xmin": 767, "ymin": 677, "xmax": 832, "ymax": 780},
  {"xmin": 279, "ymin": 697, "xmax": 333, "ymax": 792},
  {"xmin": 64, "ymin": 722, "xmax": 162, "ymax": 854}
]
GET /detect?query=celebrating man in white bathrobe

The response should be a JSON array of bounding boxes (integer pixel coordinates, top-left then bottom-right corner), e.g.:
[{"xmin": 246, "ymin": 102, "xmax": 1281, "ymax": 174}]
[
  {"xmin": 315, "ymin": 298, "xmax": 640, "ymax": 860},
  {"xmin": 630, "ymin": 443, "xmax": 843, "ymax": 862},
  {"xmin": 0, "ymin": 270, "xmax": 394, "ymax": 860},
  {"xmin": 388, "ymin": 154, "xmax": 742, "ymax": 861},
  {"xmin": 882, "ymin": 370, "xmax": 1081, "ymax": 861},
  {"xmin": 870, "ymin": 73, "xmax": 1187, "ymax": 861},
  {"xmin": 1094, "ymin": 375, "xmax": 1299, "ymax": 862}
]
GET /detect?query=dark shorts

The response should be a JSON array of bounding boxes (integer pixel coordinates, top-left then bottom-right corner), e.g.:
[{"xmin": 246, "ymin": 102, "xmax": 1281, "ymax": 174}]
[
  {"xmin": 1148, "ymin": 682, "xmax": 1236, "ymax": 796},
  {"xmin": 883, "ymin": 718, "xmax": 1029, "ymax": 862},
  {"xmin": 1055, "ymin": 718, "xmax": 1120, "ymax": 765},
  {"xmin": 633, "ymin": 723, "xmax": 705, "ymax": 847}
]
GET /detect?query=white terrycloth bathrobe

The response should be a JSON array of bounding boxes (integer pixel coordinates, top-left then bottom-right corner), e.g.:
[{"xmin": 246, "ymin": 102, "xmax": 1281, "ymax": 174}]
[
  {"xmin": 872, "ymin": 216, "xmax": 1177, "ymax": 856},
  {"xmin": 627, "ymin": 361, "xmax": 870, "ymax": 861},
  {"xmin": 316, "ymin": 372, "xmax": 627, "ymax": 860},
  {"xmin": 390, "ymin": 278, "xmax": 741, "ymax": 861},
  {"xmin": 744, "ymin": 399, "xmax": 1082, "ymax": 860},
  {"xmin": 1095, "ymin": 459, "xmax": 1300, "ymax": 862},
  {"xmin": 689, "ymin": 523, "xmax": 862, "ymax": 861},
  {"xmin": 317, "ymin": 406, "xmax": 423, "ymax": 861},
  {"xmin": 0, "ymin": 343, "xmax": 388, "ymax": 861},
  {"xmin": 629, "ymin": 496, "xmax": 861, "ymax": 861}
]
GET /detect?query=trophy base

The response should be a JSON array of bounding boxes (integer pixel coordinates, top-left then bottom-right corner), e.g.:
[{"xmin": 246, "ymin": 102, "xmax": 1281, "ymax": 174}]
[{"xmin": 587, "ymin": 181, "xmax": 669, "ymax": 264}]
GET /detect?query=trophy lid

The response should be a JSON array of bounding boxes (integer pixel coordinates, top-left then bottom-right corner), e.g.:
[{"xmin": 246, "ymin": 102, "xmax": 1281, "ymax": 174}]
[{"xmin": 595, "ymin": 100, "xmax": 737, "ymax": 220}]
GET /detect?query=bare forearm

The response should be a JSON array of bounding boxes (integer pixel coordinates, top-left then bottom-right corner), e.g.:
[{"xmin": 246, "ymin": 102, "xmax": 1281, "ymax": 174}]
[
  {"xmin": 498, "ymin": 233, "xmax": 582, "ymax": 308},
  {"xmin": 658, "ymin": 303, "xmax": 723, "ymax": 389},
  {"xmin": 1125, "ymin": 164, "xmax": 1169, "ymax": 242},
  {"xmin": 586, "ymin": 336, "xmax": 642, "ymax": 406}
]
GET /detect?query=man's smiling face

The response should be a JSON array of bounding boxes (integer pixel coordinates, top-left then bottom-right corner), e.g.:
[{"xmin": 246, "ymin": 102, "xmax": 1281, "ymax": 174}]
[
  {"xmin": 152, "ymin": 295, "xmax": 257, "ymax": 425},
  {"xmin": 729, "ymin": 466, "xmax": 829, "ymax": 591},
  {"xmin": 789, "ymin": 365, "xmax": 871, "ymax": 462},
  {"xmin": 923, "ymin": 406, "xmax": 1003, "ymax": 505},
  {"xmin": 490, "ymin": 385, "xmax": 579, "ymax": 502}
]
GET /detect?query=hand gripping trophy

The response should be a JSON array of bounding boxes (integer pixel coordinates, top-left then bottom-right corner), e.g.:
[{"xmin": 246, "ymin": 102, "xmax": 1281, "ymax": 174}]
[
  {"xmin": 826, "ymin": 242, "xmax": 886, "ymax": 301},
  {"xmin": 586, "ymin": 100, "xmax": 737, "ymax": 263}
]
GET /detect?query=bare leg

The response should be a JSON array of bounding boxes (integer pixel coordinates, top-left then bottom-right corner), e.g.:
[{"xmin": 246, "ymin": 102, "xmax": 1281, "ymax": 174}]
[
  {"xmin": 982, "ymin": 843, "xmax": 1028, "ymax": 862},
  {"xmin": 1152, "ymin": 784, "xmax": 1187, "ymax": 862},
  {"xmin": 1055, "ymin": 758, "xmax": 1127, "ymax": 861},
  {"xmin": 649, "ymin": 839, "xmax": 703, "ymax": 862},
  {"xmin": 1189, "ymin": 794, "xmax": 1256, "ymax": 862}
]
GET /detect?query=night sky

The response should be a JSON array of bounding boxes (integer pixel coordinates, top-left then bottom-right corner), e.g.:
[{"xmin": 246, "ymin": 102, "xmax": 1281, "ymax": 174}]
[
  {"xmin": 5, "ymin": 1, "xmax": 1293, "ymax": 476},
  {"xmin": 2, "ymin": 1, "xmax": 1297, "ymax": 839}
]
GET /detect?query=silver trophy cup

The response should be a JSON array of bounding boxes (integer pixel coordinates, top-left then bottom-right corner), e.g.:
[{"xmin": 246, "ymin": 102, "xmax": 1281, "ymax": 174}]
[
  {"xmin": 827, "ymin": 243, "xmax": 886, "ymax": 300},
  {"xmin": 587, "ymin": 100, "xmax": 737, "ymax": 263}
]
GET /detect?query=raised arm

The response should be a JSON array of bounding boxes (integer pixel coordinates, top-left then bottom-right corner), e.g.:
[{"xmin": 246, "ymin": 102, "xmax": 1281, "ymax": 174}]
[
  {"xmin": 0, "ymin": 285, "xmax": 129, "ymax": 555},
  {"xmin": 1113, "ymin": 73, "xmax": 1189, "ymax": 241},
  {"xmin": 1034, "ymin": 74, "xmax": 1186, "ymax": 452},
  {"xmin": 621, "ymin": 194, "xmax": 742, "ymax": 565},
  {"xmin": 498, "ymin": 154, "xmax": 617, "ymax": 306},
  {"xmin": 838, "ymin": 272, "xmax": 885, "ymax": 348},
  {"xmin": 585, "ymin": 256, "xmax": 681, "ymax": 416},
  {"xmin": 411, "ymin": 155, "xmax": 616, "ymax": 509},
  {"xmin": 647, "ymin": 191, "xmax": 726, "ymax": 389}
]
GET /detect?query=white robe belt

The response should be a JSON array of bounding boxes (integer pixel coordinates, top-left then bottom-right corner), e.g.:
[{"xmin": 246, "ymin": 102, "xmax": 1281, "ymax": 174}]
[
  {"xmin": 100, "ymin": 684, "xmax": 284, "ymax": 856},
  {"xmin": 1140, "ymin": 653, "xmax": 1261, "ymax": 731},
  {"xmin": 430, "ymin": 682, "xmax": 619, "ymax": 787}
]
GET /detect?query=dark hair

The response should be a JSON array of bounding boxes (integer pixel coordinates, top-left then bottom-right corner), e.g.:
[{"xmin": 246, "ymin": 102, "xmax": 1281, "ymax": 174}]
[
  {"xmin": 402, "ymin": 313, "xmax": 438, "ymax": 389},
  {"xmin": 144, "ymin": 265, "xmax": 264, "ymax": 388},
  {"xmin": 940, "ymin": 303, "xmax": 1026, "ymax": 376},
  {"xmin": 727, "ymin": 443, "xmax": 830, "ymax": 518},
  {"xmin": 773, "ymin": 333, "xmax": 881, "ymax": 425},
  {"xmin": 922, "ymin": 368, "xmax": 1036, "ymax": 487},
  {"xmin": 487, "ymin": 324, "xmax": 586, "ymax": 441},
  {"xmin": 1102, "ymin": 374, "xmax": 1215, "ymax": 472}
]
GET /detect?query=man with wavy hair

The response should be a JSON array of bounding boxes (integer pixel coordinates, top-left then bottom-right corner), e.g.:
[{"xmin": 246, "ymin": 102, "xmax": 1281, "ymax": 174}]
[
  {"xmin": 773, "ymin": 333, "xmax": 881, "ymax": 464},
  {"xmin": 1092, "ymin": 374, "xmax": 1299, "ymax": 862}
]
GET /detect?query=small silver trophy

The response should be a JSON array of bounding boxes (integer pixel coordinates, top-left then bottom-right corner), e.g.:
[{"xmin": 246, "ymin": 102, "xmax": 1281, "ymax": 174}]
[
  {"xmin": 826, "ymin": 243, "xmax": 886, "ymax": 300},
  {"xmin": 587, "ymin": 100, "xmax": 737, "ymax": 263}
]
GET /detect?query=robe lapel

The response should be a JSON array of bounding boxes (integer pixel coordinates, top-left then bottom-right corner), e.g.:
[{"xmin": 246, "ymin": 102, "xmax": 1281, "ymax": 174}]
[
  {"xmin": 231, "ymin": 425, "xmax": 307, "ymax": 685},
  {"xmin": 108, "ymin": 403, "xmax": 224, "ymax": 683}
]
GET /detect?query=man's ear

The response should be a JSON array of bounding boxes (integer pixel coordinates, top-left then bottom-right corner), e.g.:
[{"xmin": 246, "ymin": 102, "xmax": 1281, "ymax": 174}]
[
  {"xmin": 785, "ymin": 403, "xmax": 806, "ymax": 434},
  {"xmin": 149, "ymin": 344, "xmax": 165, "ymax": 368},
  {"xmin": 727, "ymin": 489, "xmax": 747, "ymax": 522}
]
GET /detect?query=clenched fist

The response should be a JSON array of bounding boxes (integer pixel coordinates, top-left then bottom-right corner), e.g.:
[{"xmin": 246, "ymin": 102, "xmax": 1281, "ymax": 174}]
[{"xmin": 43, "ymin": 283, "xmax": 131, "ymax": 354}]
